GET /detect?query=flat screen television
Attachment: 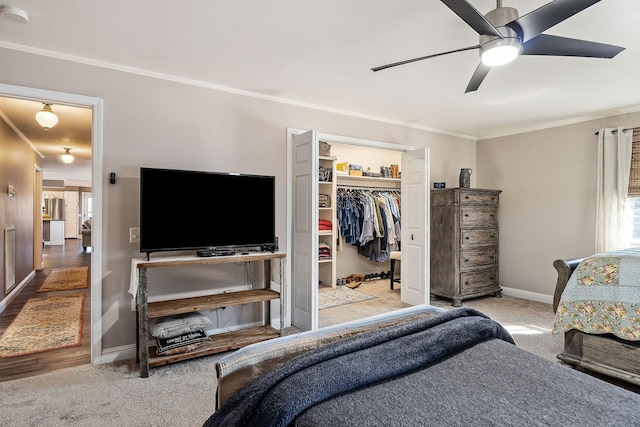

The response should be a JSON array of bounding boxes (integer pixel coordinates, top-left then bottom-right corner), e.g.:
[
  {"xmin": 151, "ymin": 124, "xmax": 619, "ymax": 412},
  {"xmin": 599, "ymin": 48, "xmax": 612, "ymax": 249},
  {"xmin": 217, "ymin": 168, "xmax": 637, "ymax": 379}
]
[{"xmin": 140, "ymin": 167, "xmax": 276, "ymax": 258}]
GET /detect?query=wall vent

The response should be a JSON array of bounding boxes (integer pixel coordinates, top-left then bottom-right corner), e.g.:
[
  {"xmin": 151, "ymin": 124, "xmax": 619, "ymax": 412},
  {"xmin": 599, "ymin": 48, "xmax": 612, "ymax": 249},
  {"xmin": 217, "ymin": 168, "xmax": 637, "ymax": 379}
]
[{"xmin": 43, "ymin": 179, "xmax": 65, "ymax": 189}]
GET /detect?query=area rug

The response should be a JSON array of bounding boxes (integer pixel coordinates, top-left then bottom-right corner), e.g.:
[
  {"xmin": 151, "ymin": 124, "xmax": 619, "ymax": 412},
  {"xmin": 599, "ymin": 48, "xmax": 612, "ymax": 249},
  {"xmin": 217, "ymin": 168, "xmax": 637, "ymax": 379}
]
[
  {"xmin": 319, "ymin": 286, "xmax": 376, "ymax": 310},
  {"xmin": 37, "ymin": 266, "xmax": 89, "ymax": 292},
  {"xmin": 0, "ymin": 294, "xmax": 85, "ymax": 358}
]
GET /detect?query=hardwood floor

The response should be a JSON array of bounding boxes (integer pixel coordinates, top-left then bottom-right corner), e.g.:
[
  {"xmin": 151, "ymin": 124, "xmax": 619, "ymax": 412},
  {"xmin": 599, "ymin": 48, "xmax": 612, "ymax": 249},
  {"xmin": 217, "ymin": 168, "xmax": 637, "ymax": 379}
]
[{"xmin": 0, "ymin": 239, "xmax": 91, "ymax": 382}]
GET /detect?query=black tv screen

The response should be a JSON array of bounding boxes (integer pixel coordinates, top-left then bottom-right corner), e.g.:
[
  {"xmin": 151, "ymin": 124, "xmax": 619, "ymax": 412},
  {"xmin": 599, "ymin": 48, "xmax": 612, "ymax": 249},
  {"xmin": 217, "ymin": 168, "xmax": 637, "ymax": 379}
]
[{"xmin": 140, "ymin": 167, "xmax": 276, "ymax": 256}]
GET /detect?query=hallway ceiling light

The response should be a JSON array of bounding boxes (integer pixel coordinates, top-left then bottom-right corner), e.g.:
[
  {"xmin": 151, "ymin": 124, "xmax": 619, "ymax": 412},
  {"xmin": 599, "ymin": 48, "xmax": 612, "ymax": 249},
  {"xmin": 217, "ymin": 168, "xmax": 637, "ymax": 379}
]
[
  {"xmin": 35, "ymin": 103, "xmax": 58, "ymax": 130},
  {"xmin": 61, "ymin": 148, "xmax": 74, "ymax": 164}
]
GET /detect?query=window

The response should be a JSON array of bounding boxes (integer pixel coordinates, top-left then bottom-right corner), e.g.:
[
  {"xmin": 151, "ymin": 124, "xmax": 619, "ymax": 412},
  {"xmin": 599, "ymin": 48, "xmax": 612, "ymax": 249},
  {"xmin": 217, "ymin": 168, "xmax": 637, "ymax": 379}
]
[{"xmin": 628, "ymin": 129, "xmax": 640, "ymax": 246}]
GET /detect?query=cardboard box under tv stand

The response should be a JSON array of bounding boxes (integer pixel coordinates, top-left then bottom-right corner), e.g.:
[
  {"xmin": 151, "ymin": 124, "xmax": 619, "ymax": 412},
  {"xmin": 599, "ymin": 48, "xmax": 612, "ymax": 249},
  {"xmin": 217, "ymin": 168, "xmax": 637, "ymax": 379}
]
[{"xmin": 133, "ymin": 251, "xmax": 286, "ymax": 377}]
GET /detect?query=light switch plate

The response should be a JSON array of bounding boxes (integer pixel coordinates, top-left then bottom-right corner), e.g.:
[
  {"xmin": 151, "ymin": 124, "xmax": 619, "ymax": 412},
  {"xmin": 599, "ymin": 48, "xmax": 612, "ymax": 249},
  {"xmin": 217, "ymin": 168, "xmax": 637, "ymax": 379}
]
[{"xmin": 129, "ymin": 227, "xmax": 140, "ymax": 243}]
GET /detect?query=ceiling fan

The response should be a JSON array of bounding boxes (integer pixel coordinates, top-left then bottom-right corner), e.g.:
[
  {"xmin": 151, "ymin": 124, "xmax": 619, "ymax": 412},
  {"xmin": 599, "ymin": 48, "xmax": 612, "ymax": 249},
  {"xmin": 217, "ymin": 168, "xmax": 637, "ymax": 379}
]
[{"xmin": 371, "ymin": 0, "xmax": 624, "ymax": 93}]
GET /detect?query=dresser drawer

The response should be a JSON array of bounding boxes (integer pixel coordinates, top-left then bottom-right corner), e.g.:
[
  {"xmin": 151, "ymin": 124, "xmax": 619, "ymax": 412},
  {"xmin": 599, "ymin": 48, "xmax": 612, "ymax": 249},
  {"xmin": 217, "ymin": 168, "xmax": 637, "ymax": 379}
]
[
  {"xmin": 459, "ymin": 249, "xmax": 497, "ymax": 270},
  {"xmin": 460, "ymin": 268, "xmax": 498, "ymax": 293},
  {"xmin": 457, "ymin": 191, "xmax": 499, "ymax": 206},
  {"xmin": 460, "ymin": 207, "xmax": 498, "ymax": 227},
  {"xmin": 460, "ymin": 229, "xmax": 497, "ymax": 247}
]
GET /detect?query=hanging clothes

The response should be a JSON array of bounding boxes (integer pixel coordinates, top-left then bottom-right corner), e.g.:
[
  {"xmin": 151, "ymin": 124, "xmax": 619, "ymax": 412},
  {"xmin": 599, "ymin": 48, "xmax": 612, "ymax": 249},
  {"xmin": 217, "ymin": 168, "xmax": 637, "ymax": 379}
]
[{"xmin": 336, "ymin": 187, "xmax": 401, "ymax": 262}]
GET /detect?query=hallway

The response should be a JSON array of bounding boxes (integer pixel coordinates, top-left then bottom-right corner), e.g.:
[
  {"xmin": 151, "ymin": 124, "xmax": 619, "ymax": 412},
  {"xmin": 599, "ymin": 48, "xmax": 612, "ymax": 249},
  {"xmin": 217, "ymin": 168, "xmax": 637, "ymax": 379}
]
[{"xmin": 0, "ymin": 239, "xmax": 91, "ymax": 382}]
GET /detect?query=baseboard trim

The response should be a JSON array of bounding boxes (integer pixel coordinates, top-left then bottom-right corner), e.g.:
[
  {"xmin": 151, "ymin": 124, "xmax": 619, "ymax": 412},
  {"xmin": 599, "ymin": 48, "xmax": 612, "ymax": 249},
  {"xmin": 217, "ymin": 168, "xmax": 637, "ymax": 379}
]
[
  {"xmin": 100, "ymin": 344, "xmax": 136, "ymax": 364},
  {"xmin": 0, "ymin": 270, "xmax": 35, "ymax": 314},
  {"xmin": 500, "ymin": 286, "xmax": 553, "ymax": 305}
]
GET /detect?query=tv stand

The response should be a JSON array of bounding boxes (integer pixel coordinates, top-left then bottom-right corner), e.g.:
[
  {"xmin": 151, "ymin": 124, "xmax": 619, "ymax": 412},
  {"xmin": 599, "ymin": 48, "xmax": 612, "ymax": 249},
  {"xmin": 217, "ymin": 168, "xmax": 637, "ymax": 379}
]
[{"xmin": 133, "ymin": 251, "xmax": 286, "ymax": 377}]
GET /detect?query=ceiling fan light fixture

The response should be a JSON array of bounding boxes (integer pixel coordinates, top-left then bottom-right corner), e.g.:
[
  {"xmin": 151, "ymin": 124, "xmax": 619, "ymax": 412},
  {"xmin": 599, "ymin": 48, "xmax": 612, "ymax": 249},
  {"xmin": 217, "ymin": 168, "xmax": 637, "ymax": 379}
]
[
  {"xmin": 35, "ymin": 103, "xmax": 59, "ymax": 130},
  {"xmin": 61, "ymin": 148, "xmax": 74, "ymax": 164},
  {"xmin": 0, "ymin": 5, "xmax": 29, "ymax": 23},
  {"xmin": 480, "ymin": 37, "xmax": 520, "ymax": 66}
]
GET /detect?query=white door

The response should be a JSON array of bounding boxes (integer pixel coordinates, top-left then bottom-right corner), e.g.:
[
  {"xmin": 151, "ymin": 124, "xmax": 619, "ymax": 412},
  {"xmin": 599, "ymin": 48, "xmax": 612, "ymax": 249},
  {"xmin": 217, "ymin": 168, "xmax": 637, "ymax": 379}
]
[
  {"xmin": 64, "ymin": 190, "xmax": 79, "ymax": 238},
  {"xmin": 401, "ymin": 148, "xmax": 430, "ymax": 305},
  {"xmin": 291, "ymin": 131, "xmax": 319, "ymax": 331}
]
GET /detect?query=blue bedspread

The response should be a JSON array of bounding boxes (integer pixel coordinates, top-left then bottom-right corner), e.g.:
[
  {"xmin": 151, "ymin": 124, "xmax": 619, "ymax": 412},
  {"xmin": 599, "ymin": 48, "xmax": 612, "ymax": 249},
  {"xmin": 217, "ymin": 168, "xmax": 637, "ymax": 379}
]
[{"xmin": 553, "ymin": 248, "xmax": 640, "ymax": 341}]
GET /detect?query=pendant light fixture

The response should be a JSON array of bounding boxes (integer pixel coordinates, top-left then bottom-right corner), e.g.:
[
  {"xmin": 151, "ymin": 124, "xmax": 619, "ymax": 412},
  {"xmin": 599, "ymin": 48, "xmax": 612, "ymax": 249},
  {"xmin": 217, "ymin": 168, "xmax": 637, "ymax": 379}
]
[
  {"xmin": 35, "ymin": 103, "xmax": 59, "ymax": 130},
  {"xmin": 61, "ymin": 148, "xmax": 74, "ymax": 164}
]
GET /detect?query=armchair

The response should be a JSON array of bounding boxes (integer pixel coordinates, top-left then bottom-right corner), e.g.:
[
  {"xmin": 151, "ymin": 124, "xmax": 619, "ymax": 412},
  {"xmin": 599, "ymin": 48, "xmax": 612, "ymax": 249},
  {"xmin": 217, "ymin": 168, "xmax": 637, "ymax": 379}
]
[{"xmin": 81, "ymin": 218, "xmax": 92, "ymax": 251}]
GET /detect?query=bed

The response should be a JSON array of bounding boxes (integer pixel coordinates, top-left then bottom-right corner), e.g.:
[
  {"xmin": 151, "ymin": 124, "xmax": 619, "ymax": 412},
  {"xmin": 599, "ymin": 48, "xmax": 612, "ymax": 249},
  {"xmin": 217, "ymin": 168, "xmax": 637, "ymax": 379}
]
[
  {"xmin": 204, "ymin": 305, "xmax": 640, "ymax": 427},
  {"xmin": 552, "ymin": 249, "xmax": 640, "ymax": 388}
]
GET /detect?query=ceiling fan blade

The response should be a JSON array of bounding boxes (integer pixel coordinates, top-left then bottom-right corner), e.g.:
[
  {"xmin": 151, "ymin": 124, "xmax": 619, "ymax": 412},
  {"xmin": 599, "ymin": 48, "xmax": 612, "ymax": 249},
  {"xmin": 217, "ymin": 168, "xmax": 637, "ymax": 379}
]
[
  {"xmin": 465, "ymin": 62, "xmax": 491, "ymax": 93},
  {"xmin": 521, "ymin": 34, "xmax": 625, "ymax": 58},
  {"xmin": 507, "ymin": 0, "xmax": 601, "ymax": 43},
  {"xmin": 441, "ymin": 0, "xmax": 502, "ymax": 37},
  {"xmin": 371, "ymin": 45, "xmax": 480, "ymax": 72}
]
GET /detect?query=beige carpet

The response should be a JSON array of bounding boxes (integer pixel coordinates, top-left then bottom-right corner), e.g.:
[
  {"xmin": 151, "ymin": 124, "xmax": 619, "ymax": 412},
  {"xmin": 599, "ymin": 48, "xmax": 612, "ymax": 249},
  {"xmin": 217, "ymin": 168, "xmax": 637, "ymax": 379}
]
[
  {"xmin": 318, "ymin": 279, "xmax": 564, "ymax": 362},
  {"xmin": 0, "ymin": 357, "xmax": 219, "ymax": 426},
  {"xmin": 318, "ymin": 286, "xmax": 376, "ymax": 310}
]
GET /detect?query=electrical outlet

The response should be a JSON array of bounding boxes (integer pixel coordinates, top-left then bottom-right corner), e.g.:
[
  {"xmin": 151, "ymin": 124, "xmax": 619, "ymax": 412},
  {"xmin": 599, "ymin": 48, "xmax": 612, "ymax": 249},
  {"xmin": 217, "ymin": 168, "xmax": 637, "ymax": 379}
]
[{"xmin": 129, "ymin": 227, "xmax": 140, "ymax": 243}]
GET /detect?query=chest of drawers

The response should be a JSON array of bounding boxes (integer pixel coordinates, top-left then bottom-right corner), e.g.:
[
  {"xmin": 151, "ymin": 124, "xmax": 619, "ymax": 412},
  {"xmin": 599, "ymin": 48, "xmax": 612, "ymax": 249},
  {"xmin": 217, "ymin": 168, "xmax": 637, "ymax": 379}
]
[{"xmin": 430, "ymin": 188, "xmax": 502, "ymax": 307}]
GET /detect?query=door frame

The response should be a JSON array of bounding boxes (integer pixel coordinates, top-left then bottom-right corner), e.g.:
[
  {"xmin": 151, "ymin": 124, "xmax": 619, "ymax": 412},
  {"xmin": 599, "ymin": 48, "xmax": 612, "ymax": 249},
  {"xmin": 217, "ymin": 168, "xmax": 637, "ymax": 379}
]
[
  {"xmin": 33, "ymin": 165, "xmax": 43, "ymax": 270},
  {"xmin": 286, "ymin": 128, "xmax": 422, "ymax": 329},
  {"xmin": 0, "ymin": 82, "xmax": 104, "ymax": 364},
  {"xmin": 81, "ymin": 191, "xmax": 93, "ymax": 224}
]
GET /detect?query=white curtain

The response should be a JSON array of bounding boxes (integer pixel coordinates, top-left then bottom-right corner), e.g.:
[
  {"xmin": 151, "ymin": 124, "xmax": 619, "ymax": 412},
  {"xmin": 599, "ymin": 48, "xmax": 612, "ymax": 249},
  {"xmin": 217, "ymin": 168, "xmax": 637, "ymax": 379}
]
[{"xmin": 595, "ymin": 127, "xmax": 633, "ymax": 252}]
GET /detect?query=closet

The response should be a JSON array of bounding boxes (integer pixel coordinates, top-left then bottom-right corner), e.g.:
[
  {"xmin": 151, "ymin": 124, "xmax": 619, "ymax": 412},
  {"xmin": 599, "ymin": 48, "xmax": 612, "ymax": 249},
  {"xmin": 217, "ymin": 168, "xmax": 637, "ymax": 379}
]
[
  {"xmin": 333, "ymin": 143, "xmax": 402, "ymax": 283},
  {"xmin": 288, "ymin": 129, "xmax": 430, "ymax": 331},
  {"xmin": 335, "ymin": 186, "xmax": 401, "ymax": 265}
]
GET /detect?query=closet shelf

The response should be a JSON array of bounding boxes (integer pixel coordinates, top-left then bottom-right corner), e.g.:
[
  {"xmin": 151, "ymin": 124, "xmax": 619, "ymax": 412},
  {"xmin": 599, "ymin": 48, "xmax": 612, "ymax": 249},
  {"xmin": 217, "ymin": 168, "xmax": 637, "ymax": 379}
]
[{"xmin": 337, "ymin": 175, "xmax": 400, "ymax": 184}]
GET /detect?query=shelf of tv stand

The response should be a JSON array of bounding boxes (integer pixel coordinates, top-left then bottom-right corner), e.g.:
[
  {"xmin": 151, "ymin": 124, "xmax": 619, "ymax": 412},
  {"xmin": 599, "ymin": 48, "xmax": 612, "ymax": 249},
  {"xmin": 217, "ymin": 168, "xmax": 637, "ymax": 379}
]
[
  {"xmin": 148, "ymin": 325, "xmax": 280, "ymax": 369},
  {"xmin": 147, "ymin": 289, "xmax": 281, "ymax": 319},
  {"xmin": 135, "ymin": 251, "xmax": 286, "ymax": 378}
]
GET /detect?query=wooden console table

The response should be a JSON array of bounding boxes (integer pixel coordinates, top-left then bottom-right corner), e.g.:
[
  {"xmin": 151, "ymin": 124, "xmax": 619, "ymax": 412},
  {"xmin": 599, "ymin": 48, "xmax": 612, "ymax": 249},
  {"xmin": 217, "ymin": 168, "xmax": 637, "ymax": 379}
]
[{"xmin": 133, "ymin": 252, "xmax": 286, "ymax": 377}]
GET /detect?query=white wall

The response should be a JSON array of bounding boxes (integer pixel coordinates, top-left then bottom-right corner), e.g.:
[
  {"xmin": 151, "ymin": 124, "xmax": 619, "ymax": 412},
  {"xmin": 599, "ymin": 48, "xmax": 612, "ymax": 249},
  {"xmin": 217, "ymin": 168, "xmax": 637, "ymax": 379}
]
[
  {"xmin": 477, "ymin": 111, "xmax": 640, "ymax": 300},
  {"xmin": 1, "ymin": 48, "xmax": 476, "ymax": 357}
]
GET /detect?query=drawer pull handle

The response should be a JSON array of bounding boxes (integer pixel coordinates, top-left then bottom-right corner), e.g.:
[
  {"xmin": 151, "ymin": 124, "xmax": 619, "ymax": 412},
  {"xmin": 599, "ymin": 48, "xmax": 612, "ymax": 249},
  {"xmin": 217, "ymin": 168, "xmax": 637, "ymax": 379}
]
[
  {"xmin": 465, "ymin": 236, "xmax": 470, "ymax": 240},
  {"xmin": 464, "ymin": 258, "xmax": 469, "ymax": 262},
  {"xmin": 464, "ymin": 214, "xmax": 469, "ymax": 217},
  {"xmin": 465, "ymin": 196, "xmax": 469, "ymax": 199}
]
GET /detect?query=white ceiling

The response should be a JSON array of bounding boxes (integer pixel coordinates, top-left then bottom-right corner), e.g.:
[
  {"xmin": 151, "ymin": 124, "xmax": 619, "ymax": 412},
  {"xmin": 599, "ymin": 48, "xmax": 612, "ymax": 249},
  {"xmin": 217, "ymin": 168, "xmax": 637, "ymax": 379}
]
[{"xmin": 0, "ymin": 1, "xmax": 638, "ymax": 155}]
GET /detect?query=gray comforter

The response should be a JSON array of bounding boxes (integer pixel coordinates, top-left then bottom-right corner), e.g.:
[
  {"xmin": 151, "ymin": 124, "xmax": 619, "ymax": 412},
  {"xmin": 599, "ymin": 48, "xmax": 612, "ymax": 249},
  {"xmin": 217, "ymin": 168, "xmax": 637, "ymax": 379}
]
[{"xmin": 204, "ymin": 307, "xmax": 515, "ymax": 427}]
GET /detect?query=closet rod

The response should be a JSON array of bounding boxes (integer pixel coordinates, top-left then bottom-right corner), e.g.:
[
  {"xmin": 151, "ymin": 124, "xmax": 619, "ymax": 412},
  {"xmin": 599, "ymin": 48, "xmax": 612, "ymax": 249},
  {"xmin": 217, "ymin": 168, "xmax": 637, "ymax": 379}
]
[
  {"xmin": 594, "ymin": 127, "xmax": 636, "ymax": 136},
  {"xmin": 337, "ymin": 184, "xmax": 400, "ymax": 191}
]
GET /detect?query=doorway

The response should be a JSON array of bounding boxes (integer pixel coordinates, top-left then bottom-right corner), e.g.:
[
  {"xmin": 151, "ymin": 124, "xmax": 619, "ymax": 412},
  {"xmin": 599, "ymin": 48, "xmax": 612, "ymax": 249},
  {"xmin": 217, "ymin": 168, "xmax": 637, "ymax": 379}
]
[
  {"xmin": 287, "ymin": 129, "xmax": 429, "ymax": 332},
  {"xmin": 318, "ymin": 142, "xmax": 403, "ymax": 327},
  {"xmin": 0, "ymin": 82, "xmax": 103, "ymax": 375}
]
